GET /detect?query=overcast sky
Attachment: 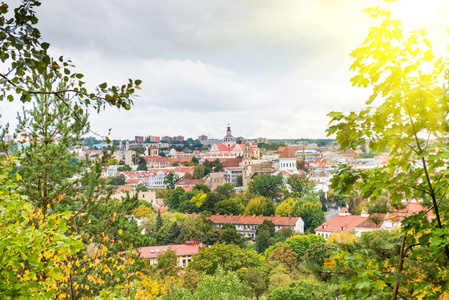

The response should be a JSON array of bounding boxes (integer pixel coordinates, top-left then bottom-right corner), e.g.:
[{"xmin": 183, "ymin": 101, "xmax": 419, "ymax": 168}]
[{"xmin": 2, "ymin": 0, "xmax": 448, "ymax": 140}]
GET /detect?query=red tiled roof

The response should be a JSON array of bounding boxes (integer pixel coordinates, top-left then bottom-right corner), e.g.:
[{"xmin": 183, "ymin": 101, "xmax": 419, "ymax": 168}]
[
  {"xmin": 116, "ymin": 185, "xmax": 132, "ymax": 193},
  {"xmin": 384, "ymin": 202, "xmax": 432, "ymax": 222},
  {"xmin": 207, "ymin": 214, "xmax": 300, "ymax": 226},
  {"xmin": 279, "ymin": 147, "xmax": 296, "ymax": 159},
  {"xmin": 277, "ymin": 146, "xmax": 304, "ymax": 153},
  {"xmin": 222, "ymin": 158, "xmax": 243, "ymax": 167},
  {"xmin": 354, "ymin": 214, "xmax": 386, "ymax": 229},
  {"xmin": 126, "ymin": 179, "xmax": 142, "ymax": 184},
  {"xmin": 314, "ymin": 214, "xmax": 366, "ymax": 233}
]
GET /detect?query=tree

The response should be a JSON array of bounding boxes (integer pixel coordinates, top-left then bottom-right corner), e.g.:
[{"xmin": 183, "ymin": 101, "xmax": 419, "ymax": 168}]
[
  {"xmin": 135, "ymin": 182, "xmax": 149, "ymax": 192},
  {"xmin": 193, "ymin": 183, "xmax": 211, "ymax": 194},
  {"xmin": 117, "ymin": 165, "xmax": 132, "ymax": 171},
  {"xmin": 317, "ymin": 190, "xmax": 328, "ymax": 212},
  {"xmin": 12, "ymin": 86, "xmax": 147, "ymax": 298},
  {"xmin": 0, "ymin": 2, "xmax": 143, "ymax": 298},
  {"xmin": 286, "ymin": 175, "xmax": 315, "ymax": 198},
  {"xmin": 327, "ymin": 192, "xmax": 347, "ymax": 208},
  {"xmin": 193, "ymin": 164, "xmax": 206, "ymax": 179},
  {"xmin": 245, "ymin": 196, "xmax": 275, "ymax": 216},
  {"xmin": 115, "ymin": 173, "xmax": 127, "ymax": 186},
  {"xmin": 269, "ymin": 234, "xmax": 325, "ymax": 260},
  {"xmin": 214, "ymin": 199, "xmax": 242, "ymax": 215},
  {"xmin": 133, "ymin": 204, "xmax": 153, "ymax": 219},
  {"xmin": 0, "ymin": 2, "xmax": 140, "ymax": 112},
  {"xmin": 137, "ymin": 163, "xmax": 148, "ymax": 171},
  {"xmin": 165, "ymin": 186, "xmax": 185, "ymax": 209},
  {"xmin": 0, "ymin": 157, "xmax": 83, "ymax": 299},
  {"xmin": 187, "ymin": 243, "xmax": 261, "ymax": 275},
  {"xmin": 267, "ymin": 280, "xmax": 337, "ymax": 300},
  {"xmin": 256, "ymin": 220, "xmax": 276, "ymax": 237},
  {"xmin": 167, "ymin": 267, "xmax": 252, "ymax": 299},
  {"xmin": 164, "ymin": 172, "xmax": 180, "ymax": 189},
  {"xmin": 218, "ymin": 226, "xmax": 246, "ymax": 248},
  {"xmin": 248, "ymin": 173, "xmax": 284, "ymax": 201},
  {"xmin": 255, "ymin": 228, "xmax": 273, "ymax": 253},
  {"xmin": 275, "ymin": 198, "xmax": 296, "ymax": 217},
  {"xmin": 216, "ymin": 183, "xmax": 236, "ymax": 199},
  {"xmin": 298, "ymin": 202, "xmax": 325, "ymax": 233},
  {"xmin": 327, "ymin": 4, "xmax": 449, "ymax": 299},
  {"xmin": 267, "ymin": 244, "xmax": 299, "ymax": 272},
  {"xmin": 156, "ymin": 248, "xmax": 179, "ymax": 278}
]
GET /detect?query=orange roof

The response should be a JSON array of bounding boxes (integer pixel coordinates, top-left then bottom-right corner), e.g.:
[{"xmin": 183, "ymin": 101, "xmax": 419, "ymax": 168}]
[
  {"xmin": 126, "ymin": 179, "xmax": 142, "ymax": 184},
  {"xmin": 315, "ymin": 214, "xmax": 366, "ymax": 233},
  {"xmin": 116, "ymin": 185, "xmax": 132, "ymax": 193},
  {"xmin": 222, "ymin": 158, "xmax": 243, "ymax": 167},
  {"xmin": 384, "ymin": 202, "xmax": 431, "ymax": 222},
  {"xmin": 279, "ymin": 147, "xmax": 296, "ymax": 159},
  {"xmin": 207, "ymin": 214, "xmax": 300, "ymax": 226},
  {"xmin": 354, "ymin": 214, "xmax": 386, "ymax": 229},
  {"xmin": 277, "ymin": 146, "xmax": 304, "ymax": 153}
]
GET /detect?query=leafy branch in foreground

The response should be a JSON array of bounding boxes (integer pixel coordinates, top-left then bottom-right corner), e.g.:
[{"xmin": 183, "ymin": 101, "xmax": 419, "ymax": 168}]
[
  {"xmin": 327, "ymin": 5, "xmax": 449, "ymax": 300},
  {"xmin": 0, "ymin": 1, "xmax": 141, "ymax": 119}
]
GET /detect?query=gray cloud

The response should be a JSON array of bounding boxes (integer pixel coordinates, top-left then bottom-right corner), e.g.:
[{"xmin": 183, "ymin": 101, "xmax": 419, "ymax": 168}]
[{"xmin": 1, "ymin": 0, "xmax": 447, "ymax": 139}]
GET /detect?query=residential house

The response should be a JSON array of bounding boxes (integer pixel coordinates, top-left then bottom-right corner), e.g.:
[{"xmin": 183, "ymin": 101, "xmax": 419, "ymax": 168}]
[
  {"xmin": 314, "ymin": 208, "xmax": 367, "ymax": 240},
  {"xmin": 207, "ymin": 214, "xmax": 304, "ymax": 238},
  {"xmin": 175, "ymin": 179, "xmax": 206, "ymax": 192},
  {"xmin": 136, "ymin": 240, "xmax": 208, "ymax": 268}
]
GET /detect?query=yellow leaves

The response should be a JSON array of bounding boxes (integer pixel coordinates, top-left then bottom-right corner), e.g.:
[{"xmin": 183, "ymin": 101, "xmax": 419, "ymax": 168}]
[
  {"xmin": 52, "ymin": 61, "xmax": 60, "ymax": 69},
  {"xmin": 324, "ymin": 258, "xmax": 337, "ymax": 269}
]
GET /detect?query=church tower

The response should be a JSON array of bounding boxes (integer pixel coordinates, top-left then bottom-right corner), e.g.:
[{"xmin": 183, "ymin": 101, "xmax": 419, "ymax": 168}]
[
  {"xmin": 243, "ymin": 140, "xmax": 251, "ymax": 166},
  {"xmin": 222, "ymin": 124, "xmax": 236, "ymax": 148}
]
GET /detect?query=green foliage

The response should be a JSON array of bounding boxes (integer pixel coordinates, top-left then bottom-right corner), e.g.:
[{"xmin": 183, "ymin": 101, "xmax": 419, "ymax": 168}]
[
  {"xmin": 365, "ymin": 190, "xmax": 391, "ymax": 214},
  {"xmin": 0, "ymin": 157, "xmax": 83, "ymax": 299},
  {"xmin": 117, "ymin": 165, "xmax": 132, "ymax": 171},
  {"xmin": 156, "ymin": 248, "xmax": 179, "ymax": 278},
  {"xmin": 192, "ymin": 164, "xmax": 206, "ymax": 179},
  {"xmin": 275, "ymin": 198, "xmax": 296, "ymax": 216},
  {"xmin": 267, "ymin": 280, "xmax": 337, "ymax": 300},
  {"xmin": 286, "ymin": 175, "xmax": 315, "ymax": 198},
  {"xmin": 298, "ymin": 202, "xmax": 325, "ymax": 233},
  {"xmin": 137, "ymin": 163, "xmax": 147, "ymax": 171},
  {"xmin": 326, "ymin": 5, "xmax": 449, "ymax": 298},
  {"xmin": 192, "ymin": 183, "xmax": 211, "ymax": 194},
  {"xmin": 327, "ymin": 192, "xmax": 348, "ymax": 208},
  {"xmin": 267, "ymin": 244, "xmax": 299, "ymax": 272},
  {"xmin": 245, "ymin": 196, "xmax": 275, "ymax": 216},
  {"xmin": 216, "ymin": 183, "xmax": 236, "ymax": 199},
  {"xmin": 0, "ymin": 2, "xmax": 140, "ymax": 113},
  {"xmin": 167, "ymin": 267, "xmax": 252, "ymax": 299},
  {"xmin": 187, "ymin": 243, "xmax": 261, "ymax": 275},
  {"xmin": 255, "ymin": 228, "xmax": 273, "ymax": 254},
  {"xmin": 214, "ymin": 199, "xmax": 242, "ymax": 215},
  {"xmin": 135, "ymin": 183, "xmax": 149, "ymax": 192},
  {"xmin": 267, "ymin": 234, "xmax": 324, "ymax": 261},
  {"xmin": 303, "ymin": 242, "xmax": 339, "ymax": 282},
  {"xmin": 164, "ymin": 172, "xmax": 180, "ymax": 189},
  {"xmin": 248, "ymin": 173, "xmax": 284, "ymax": 200},
  {"xmin": 165, "ymin": 186, "xmax": 185, "ymax": 209}
]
